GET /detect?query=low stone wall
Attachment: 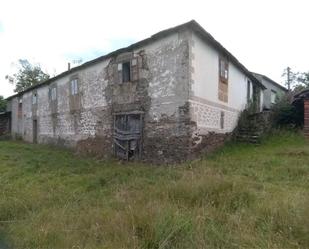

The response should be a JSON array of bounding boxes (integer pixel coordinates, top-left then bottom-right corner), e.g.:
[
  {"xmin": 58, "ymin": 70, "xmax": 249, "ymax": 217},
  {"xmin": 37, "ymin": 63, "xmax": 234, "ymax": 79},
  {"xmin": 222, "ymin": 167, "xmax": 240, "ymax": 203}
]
[{"xmin": 190, "ymin": 131, "xmax": 231, "ymax": 158}]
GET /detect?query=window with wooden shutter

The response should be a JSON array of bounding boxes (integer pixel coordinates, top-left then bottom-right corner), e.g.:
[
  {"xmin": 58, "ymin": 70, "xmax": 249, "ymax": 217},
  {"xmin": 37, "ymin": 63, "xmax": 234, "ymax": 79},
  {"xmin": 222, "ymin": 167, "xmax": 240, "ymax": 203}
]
[
  {"xmin": 116, "ymin": 63, "xmax": 123, "ymax": 84},
  {"xmin": 218, "ymin": 57, "xmax": 229, "ymax": 102},
  {"xmin": 131, "ymin": 57, "xmax": 139, "ymax": 82},
  {"xmin": 115, "ymin": 54, "xmax": 140, "ymax": 84}
]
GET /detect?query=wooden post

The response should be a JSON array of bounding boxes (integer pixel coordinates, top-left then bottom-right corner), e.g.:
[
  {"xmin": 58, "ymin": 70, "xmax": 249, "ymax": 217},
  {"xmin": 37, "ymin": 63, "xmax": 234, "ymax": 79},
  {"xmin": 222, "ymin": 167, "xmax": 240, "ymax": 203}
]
[{"xmin": 304, "ymin": 99, "xmax": 309, "ymax": 139}]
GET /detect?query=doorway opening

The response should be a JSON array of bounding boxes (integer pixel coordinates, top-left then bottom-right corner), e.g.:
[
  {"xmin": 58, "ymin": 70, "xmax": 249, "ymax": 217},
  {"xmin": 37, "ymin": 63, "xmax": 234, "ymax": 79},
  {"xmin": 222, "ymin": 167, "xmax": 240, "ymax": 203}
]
[
  {"xmin": 33, "ymin": 119, "xmax": 38, "ymax": 143},
  {"xmin": 113, "ymin": 112, "xmax": 143, "ymax": 160}
]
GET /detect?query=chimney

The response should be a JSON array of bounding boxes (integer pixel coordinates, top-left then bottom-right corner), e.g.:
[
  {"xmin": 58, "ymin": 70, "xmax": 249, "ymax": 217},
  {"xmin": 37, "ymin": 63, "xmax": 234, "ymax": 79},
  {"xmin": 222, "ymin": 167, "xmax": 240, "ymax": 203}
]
[{"xmin": 68, "ymin": 62, "xmax": 71, "ymax": 71}]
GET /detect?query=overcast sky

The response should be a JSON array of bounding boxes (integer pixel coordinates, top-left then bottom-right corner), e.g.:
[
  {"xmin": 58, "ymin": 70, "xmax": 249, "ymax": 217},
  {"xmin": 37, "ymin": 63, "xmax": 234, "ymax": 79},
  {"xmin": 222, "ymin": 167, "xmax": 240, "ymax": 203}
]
[{"xmin": 0, "ymin": 0, "xmax": 308, "ymax": 97}]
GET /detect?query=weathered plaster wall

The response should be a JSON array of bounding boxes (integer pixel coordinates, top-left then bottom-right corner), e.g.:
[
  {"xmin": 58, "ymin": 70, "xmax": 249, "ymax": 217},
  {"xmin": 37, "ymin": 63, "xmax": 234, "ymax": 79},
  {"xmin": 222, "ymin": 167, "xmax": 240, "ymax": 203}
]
[
  {"xmin": 189, "ymin": 33, "xmax": 256, "ymax": 134},
  {"xmin": 257, "ymin": 76, "xmax": 286, "ymax": 109},
  {"xmin": 11, "ymin": 30, "xmax": 193, "ymax": 163}
]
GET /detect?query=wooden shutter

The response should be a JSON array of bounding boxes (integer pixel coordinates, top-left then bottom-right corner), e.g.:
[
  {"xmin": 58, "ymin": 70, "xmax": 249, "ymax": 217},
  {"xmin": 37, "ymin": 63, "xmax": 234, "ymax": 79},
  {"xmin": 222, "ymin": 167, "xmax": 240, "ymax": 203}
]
[
  {"xmin": 117, "ymin": 63, "xmax": 123, "ymax": 84},
  {"xmin": 131, "ymin": 57, "xmax": 139, "ymax": 82},
  {"xmin": 114, "ymin": 63, "xmax": 122, "ymax": 84}
]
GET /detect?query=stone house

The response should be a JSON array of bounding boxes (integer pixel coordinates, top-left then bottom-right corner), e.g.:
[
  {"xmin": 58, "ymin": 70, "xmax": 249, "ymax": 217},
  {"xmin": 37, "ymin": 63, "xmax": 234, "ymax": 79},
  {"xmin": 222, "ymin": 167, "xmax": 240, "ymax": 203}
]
[
  {"xmin": 252, "ymin": 72, "xmax": 287, "ymax": 109},
  {"xmin": 6, "ymin": 20, "xmax": 265, "ymax": 163}
]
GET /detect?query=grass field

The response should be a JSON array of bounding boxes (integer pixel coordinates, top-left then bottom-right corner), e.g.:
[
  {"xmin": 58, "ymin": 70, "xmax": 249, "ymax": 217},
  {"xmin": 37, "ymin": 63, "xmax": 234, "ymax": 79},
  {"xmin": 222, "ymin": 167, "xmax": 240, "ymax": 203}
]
[{"xmin": 0, "ymin": 131, "xmax": 308, "ymax": 249}]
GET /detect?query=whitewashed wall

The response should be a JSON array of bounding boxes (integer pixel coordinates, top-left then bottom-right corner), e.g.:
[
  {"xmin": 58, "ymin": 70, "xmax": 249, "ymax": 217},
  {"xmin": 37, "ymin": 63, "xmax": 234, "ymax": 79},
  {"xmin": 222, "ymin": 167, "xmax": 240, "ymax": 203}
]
[{"xmin": 190, "ymin": 33, "xmax": 255, "ymax": 134}]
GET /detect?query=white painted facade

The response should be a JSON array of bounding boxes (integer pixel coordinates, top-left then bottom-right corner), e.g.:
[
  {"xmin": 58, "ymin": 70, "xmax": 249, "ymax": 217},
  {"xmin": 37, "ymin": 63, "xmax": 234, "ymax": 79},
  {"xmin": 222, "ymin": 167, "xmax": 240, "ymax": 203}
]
[{"xmin": 189, "ymin": 33, "xmax": 263, "ymax": 134}]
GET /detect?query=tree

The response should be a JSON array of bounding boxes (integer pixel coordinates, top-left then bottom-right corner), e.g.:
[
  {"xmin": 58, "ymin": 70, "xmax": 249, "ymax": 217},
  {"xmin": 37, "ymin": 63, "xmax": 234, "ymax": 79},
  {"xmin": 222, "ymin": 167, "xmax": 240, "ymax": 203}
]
[
  {"xmin": 0, "ymin": 96, "xmax": 7, "ymax": 112},
  {"xmin": 282, "ymin": 68, "xmax": 309, "ymax": 93},
  {"xmin": 282, "ymin": 67, "xmax": 297, "ymax": 90},
  {"xmin": 5, "ymin": 59, "xmax": 50, "ymax": 93},
  {"xmin": 297, "ymin": 71, "xmax": 309, "ymax": 86}
]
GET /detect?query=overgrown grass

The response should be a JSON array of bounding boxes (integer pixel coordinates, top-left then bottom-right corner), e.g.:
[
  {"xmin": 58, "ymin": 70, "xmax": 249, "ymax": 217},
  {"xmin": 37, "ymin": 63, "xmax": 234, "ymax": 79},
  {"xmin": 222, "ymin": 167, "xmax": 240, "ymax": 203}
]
[{"xmin": 0, "ymin": 130, "xmax": 308, "ymax": 249}]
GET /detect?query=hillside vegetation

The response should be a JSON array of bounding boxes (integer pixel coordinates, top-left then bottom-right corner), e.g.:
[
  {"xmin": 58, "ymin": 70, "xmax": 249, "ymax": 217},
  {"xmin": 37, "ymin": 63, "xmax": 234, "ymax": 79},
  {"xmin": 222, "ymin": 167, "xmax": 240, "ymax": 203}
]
[{"xmin": 0, "ymin": 131, "xmax": 308, "ymax": 249}]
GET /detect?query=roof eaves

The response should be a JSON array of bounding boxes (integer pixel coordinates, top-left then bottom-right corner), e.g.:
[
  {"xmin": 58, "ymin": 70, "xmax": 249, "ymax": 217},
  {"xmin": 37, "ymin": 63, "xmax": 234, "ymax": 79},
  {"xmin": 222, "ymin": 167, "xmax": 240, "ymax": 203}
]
[
  {"xmin": 251, "ymin": 72, "xmax": 287, "ymax": 92},
  {"xmin": 6, "ymin": 19, "xmax": 267, "ymax": 99},
  {"xmin": 188, "ymin": 21, "xmax": 266, "ymax": 90},
  {"xmin": 6, "ymin": 20, "xmax": 194, "ymax": 101}
]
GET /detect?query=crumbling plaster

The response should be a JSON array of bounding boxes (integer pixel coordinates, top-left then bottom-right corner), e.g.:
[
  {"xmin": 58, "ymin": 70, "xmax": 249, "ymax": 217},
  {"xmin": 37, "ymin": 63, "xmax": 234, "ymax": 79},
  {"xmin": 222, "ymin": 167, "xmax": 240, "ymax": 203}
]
[{"xmin": 11, "ymin": 30, "xmax": 195, "ymax": 163}]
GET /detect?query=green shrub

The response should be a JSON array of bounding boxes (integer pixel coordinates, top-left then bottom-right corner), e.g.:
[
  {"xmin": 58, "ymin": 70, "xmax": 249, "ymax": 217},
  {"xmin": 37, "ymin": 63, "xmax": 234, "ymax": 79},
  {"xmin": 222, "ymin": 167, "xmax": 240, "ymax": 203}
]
[{"xmin": 271, "ymin": 95, "xmax": 303, "ymax": 128}]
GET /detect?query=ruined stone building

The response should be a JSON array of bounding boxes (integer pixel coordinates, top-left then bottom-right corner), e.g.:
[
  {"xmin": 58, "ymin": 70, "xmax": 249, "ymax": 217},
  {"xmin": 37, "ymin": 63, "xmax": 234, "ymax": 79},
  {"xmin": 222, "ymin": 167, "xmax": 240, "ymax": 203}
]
[{"xmin": 6, "ymin": 20, "xmax": 266, "ymax": 163}]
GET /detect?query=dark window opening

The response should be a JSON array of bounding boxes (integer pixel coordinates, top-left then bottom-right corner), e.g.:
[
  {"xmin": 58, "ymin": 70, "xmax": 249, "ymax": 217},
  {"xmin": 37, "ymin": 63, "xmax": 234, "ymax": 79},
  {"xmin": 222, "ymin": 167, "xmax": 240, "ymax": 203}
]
[
  {"xmin": 220, "ymin": 111, "xmax": 225, "ymax": 129},
  {"xmin": 122, "ymin": 61, "xmax": 131, "ymax": 83},
  {"xmin": 33, "ymin": 119, "xmax": 38, "ymax": 143}
]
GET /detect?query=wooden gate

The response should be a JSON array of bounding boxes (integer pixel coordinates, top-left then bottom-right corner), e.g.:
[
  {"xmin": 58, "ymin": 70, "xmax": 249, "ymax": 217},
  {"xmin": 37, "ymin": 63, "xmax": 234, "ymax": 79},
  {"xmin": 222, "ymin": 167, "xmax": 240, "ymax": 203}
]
[{"xmin": 113, "ymin": 112, "xmax": 143, "ymax": 160}]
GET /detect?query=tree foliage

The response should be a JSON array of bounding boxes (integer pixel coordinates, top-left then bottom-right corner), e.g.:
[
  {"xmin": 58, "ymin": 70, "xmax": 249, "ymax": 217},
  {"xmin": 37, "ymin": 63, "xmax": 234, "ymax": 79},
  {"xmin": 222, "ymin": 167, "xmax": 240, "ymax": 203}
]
[
  {"xmin": 271, "ymin": 95, "xmax": 303, "ymax": 128},
  {"xmin": 6, "ymin": 59, "xmax": 50, "ymax": 93},
  {"xmin": 282, "ymin": 68, "xmax": 309, "ymax": 93},
  {"xmin": 0, "ymin": 96, "xmax": 6, "ymax": 112}
]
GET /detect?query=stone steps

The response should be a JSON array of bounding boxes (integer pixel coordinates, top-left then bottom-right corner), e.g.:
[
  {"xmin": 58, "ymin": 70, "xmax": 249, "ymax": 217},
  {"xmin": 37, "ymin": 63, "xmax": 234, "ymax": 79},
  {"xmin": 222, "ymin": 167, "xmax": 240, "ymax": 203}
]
[{"xmin": 235, "ymin": 111, "xmax": 271, "ymax": 144}]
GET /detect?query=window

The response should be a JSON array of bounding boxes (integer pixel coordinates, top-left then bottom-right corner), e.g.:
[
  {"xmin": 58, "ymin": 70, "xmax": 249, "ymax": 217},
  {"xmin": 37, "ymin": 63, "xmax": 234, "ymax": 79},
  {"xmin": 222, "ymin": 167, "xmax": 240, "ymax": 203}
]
[
  {"xmin": 116, "ymin": 57, "xmax": 139, "ymax": 84},
  {"xmin": 119, "ymin": 61, "xmax": 131, "ymax": 83},
  {"xmin": 18, "ymin": 98, "xmax": 22, "ymax": 118},
  {"xmin": 32, "ymin": 92, "xmax": 37, "ymax": 105},
  {"xmin": 219, "ymin": 58, "xmax": 228, "ymax": 82},
  {"xmin": 271, "ymin": 90, "xmax": 277, "ymax": 104},
  {"xmin": 218, "ymin": 57, "xmax": 229, "ymax": 102},
  {"xmin": 220, "ymin": 111, "xmax": 225, "ymax": 129},
  {"xmin": 71, "ymin": 79, "xmax": 78, "ymax": 95},
  {"xmin": 49, "ymin": 87, "xmax": 57, "ymax": 101}
]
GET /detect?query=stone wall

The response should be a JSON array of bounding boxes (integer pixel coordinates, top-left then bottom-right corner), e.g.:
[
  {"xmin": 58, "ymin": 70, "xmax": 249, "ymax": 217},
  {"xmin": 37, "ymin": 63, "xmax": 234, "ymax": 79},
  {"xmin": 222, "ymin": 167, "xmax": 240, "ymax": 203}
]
[{"xmin": 10, "ymin": 31, "xmax": 194, "ymax": 163}]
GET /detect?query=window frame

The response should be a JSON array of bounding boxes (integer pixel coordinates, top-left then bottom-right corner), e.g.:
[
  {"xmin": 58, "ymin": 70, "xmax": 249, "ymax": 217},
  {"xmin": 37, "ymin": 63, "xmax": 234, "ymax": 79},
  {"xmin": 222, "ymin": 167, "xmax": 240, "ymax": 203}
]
[
  {"xmin": 49, "ymin": 86, "xmax": 57, "ymax": 101},
  {"xmin": 271, "ymin": 89, "xmax": 277, "ymax": 104},
  {"xmin": 32, "ymin": 92, "xmax": 38, "ymax": 105},
  {"xmin": 118, "ymin": 61, "xmax": 131, "ymax": 84},
  {"xmin": 70, "ymin": 78, "xmax": 79, "ymax": 96},
  {"xmin": 219, "ymin": 57, "xmax": 229, "ymax": 83}
]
